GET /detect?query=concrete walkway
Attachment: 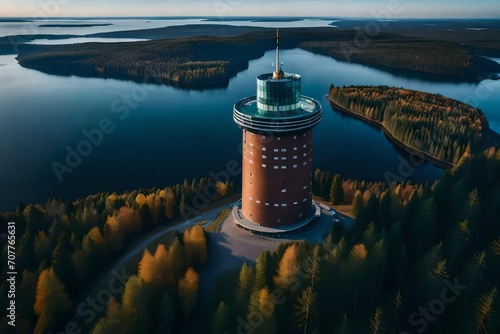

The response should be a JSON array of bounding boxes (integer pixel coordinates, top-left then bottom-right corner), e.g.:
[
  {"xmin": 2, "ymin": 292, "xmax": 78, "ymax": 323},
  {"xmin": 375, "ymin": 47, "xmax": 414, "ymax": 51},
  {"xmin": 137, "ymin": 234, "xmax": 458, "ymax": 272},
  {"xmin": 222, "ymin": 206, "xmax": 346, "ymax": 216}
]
[{"xmin": 198, "ymin": 203, "xmax": 352, "ymax": 297}]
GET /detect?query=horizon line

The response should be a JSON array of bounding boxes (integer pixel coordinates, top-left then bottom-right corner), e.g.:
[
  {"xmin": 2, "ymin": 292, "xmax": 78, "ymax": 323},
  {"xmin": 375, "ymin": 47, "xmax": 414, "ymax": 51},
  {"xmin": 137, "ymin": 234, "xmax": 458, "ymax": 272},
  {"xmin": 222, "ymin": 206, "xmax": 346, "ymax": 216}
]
[{"xmin": 1, "ymin": 15, "xmax": 500, "ymax": 20}]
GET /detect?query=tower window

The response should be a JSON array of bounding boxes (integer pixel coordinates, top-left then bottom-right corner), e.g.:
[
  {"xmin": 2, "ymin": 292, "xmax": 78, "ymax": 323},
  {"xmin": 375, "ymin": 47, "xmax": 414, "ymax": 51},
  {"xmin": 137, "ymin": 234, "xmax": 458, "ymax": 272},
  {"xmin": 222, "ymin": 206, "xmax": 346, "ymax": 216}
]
[
  {"xmin": 282, "ymin": 189, "xmax": 287, "ymax": 193},
  {"xmin": 293, "ymin": 147, "xmax": 298, "ymax": 151},
  {"xmin": 274, "ymin": 149, "xmax": 279, "ymax": 152},
  {"xmin": 265, "ymin": 202, "xmax": 270, "ymax": 206},
  {"xmin": 262, "ymin": 155, "xmax": 267, "ymax": 159},
  {"xmin": 293, "ymin": 155, "xmax": 297, "ymax": 159},
  {"xmin": 281, "ymin": 157, "xmax": 286, "ymax": 160},
  {"xmin": 293, "ymin": 201, "xmax": 298, "ymax": 205},
  {"xmin": 274, "ymin": 157, "xmax": 279, "ymax": 160},
  {"xmin": 281, "ymin": 149, "xmax": 286, "ymax": 152},
  {"xmin": 282, "ymin": 166, "xmax": 286, "ymax": 169},
  {"xmin": 282, "ymin": 204, "xmax": 287, "ymax": 207},
  {"xmin": 250, "ymin": 143, "xmax": 254, "ymax": 147},
  {"xmin": 303, "ymin": 144, "xmax": 307, "ymax": 148},
  {"xmin": 262, "ymin": 164, "xmax": 266, "ymax": 168},
  {"xmin": 274, "ymin": 204, "xmax": 279, "ymax": 207},
  {"xmin": 262, "ymin": 147, "xmax": 267, "ymax": 151},
  {"xmin": 293, "ymin": 164, "xmax": 298, "ymax": 168},
  {"xmin": 256, "ymin": 200, "xmax": 261, "ymax": 204},
  {"xmin": 274, "ymin": 166, "xmax": 279, "ymax": 169}
]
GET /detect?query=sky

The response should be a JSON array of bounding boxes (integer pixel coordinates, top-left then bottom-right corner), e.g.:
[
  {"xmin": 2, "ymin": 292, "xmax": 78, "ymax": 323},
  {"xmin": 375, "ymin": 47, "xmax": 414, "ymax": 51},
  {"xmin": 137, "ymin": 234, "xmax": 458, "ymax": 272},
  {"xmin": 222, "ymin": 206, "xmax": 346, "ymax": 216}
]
[{"xmin": 2, "ymin": 0, "xmax": 500, "ymax": 18}]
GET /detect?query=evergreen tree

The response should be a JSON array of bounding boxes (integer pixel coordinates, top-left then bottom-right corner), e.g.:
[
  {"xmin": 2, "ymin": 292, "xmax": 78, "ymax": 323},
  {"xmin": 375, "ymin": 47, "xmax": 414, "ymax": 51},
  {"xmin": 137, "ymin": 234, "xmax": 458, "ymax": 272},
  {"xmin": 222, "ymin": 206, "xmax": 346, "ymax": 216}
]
[
  {"xmin": 33, "ymin": 267, "xmax": 72, "ymax": 334},
  {"xmin": 330, "ymin": 174, "xmax": 345, "ymax": 205}
]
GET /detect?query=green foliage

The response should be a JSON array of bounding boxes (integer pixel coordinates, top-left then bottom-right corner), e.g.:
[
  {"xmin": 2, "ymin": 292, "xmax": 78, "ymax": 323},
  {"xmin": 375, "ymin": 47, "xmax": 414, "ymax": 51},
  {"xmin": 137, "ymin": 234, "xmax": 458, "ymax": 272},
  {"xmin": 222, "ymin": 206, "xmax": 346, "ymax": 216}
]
[
  {"xmin": 206, "ymin": 149, "xmax": 500, "ymax": 334},
  {"xmin": 304, "ymin": 40, "xmax": 476, "ymax": 78},
  {"xmin": 330, "ymin": 174, "xmax": 344, "ymax": 205},
  {"xmin": 33, "ymin": 267, "xmax": 72, "ymax": 334},
  {"xmin": 329, "ymin": 85, "xmax": 488, "ymax": 165}
]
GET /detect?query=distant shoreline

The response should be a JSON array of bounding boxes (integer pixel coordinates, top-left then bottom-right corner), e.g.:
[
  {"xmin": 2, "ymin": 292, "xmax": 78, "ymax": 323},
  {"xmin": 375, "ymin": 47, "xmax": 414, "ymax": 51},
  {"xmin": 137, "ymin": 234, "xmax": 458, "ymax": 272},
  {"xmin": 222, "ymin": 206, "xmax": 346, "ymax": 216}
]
[{"xmin": 38, "ymin": 23, "xmax": 113, "ymax": 28}]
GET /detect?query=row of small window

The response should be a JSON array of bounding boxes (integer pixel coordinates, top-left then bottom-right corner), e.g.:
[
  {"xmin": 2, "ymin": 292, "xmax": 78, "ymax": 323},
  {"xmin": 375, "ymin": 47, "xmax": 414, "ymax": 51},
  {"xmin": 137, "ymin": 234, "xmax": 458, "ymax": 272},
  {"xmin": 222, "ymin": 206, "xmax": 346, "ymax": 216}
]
[
  {"xmin": 257, "ymin": 154, "xmax": 306, "ymax": 159},
  {"xmin": 259, "ymin": 162, "xmax": 307, "ymax": 168},
  {"xmin": 248, "ymin": 197, "xmax": 309, "ymax": 205},
  {"xmin": 245, "ymin": 153, "xmax": 309, "ymax": 160},
  {"xmin": 259, "ymin": 145, "xmax": 308, "ymax": 152}
]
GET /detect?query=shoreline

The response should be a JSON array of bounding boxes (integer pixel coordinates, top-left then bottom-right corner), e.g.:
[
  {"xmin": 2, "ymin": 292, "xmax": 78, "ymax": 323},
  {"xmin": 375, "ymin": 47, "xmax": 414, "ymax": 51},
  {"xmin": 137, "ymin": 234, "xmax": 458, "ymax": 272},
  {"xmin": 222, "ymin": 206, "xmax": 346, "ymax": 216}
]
[{"xmin": 328, "ymin": 97, "xmax": 454, "ymax": 169}]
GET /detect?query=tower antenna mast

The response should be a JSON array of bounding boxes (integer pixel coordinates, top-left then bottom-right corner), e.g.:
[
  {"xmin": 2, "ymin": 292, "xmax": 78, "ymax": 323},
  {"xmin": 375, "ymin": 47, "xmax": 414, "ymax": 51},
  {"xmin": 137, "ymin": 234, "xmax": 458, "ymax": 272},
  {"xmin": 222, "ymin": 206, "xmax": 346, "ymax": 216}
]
[
  {"xmin": 276, "ymin": 28, "xmax": 279, "ymax": 73},
  {"xmin": 273, "ymin": 28, "xmax": 282, "ymax": 79}
]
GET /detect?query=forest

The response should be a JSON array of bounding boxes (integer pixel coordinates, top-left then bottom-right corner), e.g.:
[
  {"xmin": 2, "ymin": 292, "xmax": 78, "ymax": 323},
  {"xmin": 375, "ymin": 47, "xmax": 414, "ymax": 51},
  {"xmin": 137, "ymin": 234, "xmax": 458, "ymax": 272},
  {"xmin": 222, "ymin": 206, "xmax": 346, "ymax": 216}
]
[
  {"xmin": 1, "ymin": 149, "xmax": 499, "ymax": 333},
  {"xmin": 15, "ymin": 35, "xmax": 275, "ymax": 88},
  {"xmin": 301, "ymin": 40, "xmax": 482, "ymax": 79},
  {"xmin": 0, "ymin": 176, "xmax": 233, "ymax": 333},
  {"xmin": 329, "ymin": 85, "xmax": 493, "ymax": 166},
  {"xmin": 13, "ymin": 26, "xmax": 500, "ymax": 88},
  {"xmin": 199, "ymin": 148, "xmax": 500, "ymax": 334}
]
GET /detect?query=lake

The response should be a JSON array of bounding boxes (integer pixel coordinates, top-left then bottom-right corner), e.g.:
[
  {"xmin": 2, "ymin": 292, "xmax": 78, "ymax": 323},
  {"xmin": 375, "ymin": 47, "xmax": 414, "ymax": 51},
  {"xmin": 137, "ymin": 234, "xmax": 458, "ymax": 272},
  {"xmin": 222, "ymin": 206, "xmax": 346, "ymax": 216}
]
[{"xmin": 0, "ymin": 26, "xmax": 499, "ymax": 210}]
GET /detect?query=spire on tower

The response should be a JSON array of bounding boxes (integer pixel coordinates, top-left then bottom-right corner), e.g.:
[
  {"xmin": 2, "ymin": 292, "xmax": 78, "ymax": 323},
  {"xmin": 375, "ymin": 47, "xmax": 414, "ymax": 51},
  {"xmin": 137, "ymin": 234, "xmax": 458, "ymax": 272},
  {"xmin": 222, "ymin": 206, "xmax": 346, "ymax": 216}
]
[
  {"xmin": 273, "ymin": 28, "xmax": 283, "ymax": 79},
  {"xmin": 276, "ymin": 28, "xmax": 279, "ymax": 73}
]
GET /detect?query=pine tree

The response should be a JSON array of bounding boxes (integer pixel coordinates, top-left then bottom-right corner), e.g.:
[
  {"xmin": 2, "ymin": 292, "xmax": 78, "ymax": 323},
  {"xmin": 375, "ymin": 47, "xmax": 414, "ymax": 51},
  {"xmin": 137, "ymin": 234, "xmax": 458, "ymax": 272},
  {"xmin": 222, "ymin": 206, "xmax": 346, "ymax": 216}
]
[
  {"xmin": 274, "ymin": 244, "xmax": 300, "ymax": 291},
  {"xmin": 474, "ymin": 287, "xmax": 497, "ymax": 334},
  {"xmin": 368, "ymin": 307, "xmax": 384, "ymax": 334},
  {"xmin": 210, "ymin": 301, "xmax": 229, "ymax": 334},
  {"xmin": 33, "ymin": 267, "xmax": 72, "ymax": 334},
  {"xmin": 178, "ymin": 267, "xmax": 200, "ymax": 316},
  {"xmin": 254, "ymin": 250, "xmax": 273, "ymax": 292},
  {"xmin": 236, "ymin": 263, "xmax": 255, "ymax": 309},
  {"xmin": 138, "ymin": 248, "xmax": 156, "ymax": 284},
  {"xmin": 330, "ymin": 174, "xmax": 344, "ymax": 205},
  {"xmin": 351, "ymin": 191, "xmax": 363, "ymax": 216},
  {"xmin": 294, "ymin": 287, "xmax": 318, "ymax": 332}
]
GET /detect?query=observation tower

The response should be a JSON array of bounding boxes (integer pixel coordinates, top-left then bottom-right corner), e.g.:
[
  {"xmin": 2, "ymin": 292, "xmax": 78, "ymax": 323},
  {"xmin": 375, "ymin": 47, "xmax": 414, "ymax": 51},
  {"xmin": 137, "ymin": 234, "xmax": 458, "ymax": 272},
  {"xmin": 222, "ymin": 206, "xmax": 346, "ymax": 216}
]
[{"xmin": 233, "ymin": 30, "xmax": 322, "ymax": 228}]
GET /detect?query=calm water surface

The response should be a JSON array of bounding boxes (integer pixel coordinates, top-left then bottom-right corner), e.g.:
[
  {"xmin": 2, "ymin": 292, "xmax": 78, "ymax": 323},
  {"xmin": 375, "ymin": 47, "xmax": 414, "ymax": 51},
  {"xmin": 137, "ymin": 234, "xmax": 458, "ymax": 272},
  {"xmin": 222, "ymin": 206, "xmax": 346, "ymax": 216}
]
[{"xmin": 1, "ymin": 42, "xmax": 499, "ymax": 210}]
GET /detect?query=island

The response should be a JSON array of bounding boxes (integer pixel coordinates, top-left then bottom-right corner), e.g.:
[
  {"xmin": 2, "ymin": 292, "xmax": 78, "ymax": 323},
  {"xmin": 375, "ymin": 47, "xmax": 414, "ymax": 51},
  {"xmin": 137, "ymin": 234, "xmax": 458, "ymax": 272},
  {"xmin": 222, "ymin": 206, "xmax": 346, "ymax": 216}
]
[
  {"xmin": 328, "ymin": 85, "xmax": 500, "ymax": 167},
  {"xmin": 13, "ymin": 25, "xmax": 500, "ymax": 88}
]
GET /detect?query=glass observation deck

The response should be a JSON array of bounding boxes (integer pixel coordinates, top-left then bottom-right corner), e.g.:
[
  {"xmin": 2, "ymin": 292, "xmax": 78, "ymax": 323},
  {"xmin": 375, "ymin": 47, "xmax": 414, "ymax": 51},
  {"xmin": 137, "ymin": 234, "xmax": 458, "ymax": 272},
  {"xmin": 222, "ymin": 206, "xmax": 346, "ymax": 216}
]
[{"xmin": 233, "ymin": 72, "xmax": 322, "ymax": 134}]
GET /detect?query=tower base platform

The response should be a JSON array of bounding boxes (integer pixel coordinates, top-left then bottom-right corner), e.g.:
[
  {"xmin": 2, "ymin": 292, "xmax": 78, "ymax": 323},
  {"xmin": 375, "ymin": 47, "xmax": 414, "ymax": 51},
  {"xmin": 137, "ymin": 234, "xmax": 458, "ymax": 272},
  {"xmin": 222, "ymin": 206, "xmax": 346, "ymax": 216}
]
[{"xmin": 232, "ymin": 200, "xmax": 321, "ymax": 238}]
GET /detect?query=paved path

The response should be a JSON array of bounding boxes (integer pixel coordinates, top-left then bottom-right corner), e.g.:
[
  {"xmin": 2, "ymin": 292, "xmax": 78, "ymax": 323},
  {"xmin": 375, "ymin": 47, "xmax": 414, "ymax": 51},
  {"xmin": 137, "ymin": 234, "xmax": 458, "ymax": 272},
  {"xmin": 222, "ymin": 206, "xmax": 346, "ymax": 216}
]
[
  {"xmin": 198, "ymin": 203, "xmax": 353, "ymax": 298},
  {"xmin": 67, "ymin": 200, "xmax": 238, "ymax": 331},
  {"xmin": 67, "ymin": 198, "xmax": 354, "ymax": 331}
]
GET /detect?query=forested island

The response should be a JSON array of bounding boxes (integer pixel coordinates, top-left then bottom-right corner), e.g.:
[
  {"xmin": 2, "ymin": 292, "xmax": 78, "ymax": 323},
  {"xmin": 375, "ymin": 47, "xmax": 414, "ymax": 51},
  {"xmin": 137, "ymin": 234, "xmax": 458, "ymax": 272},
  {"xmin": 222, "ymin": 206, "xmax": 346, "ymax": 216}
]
[
  {"xmin": 13, "ymin": 25, "xmax": 500, "ymax": 88},
  {"xmin": 1, "ymin": 149, "xmax": 499, "ymax": 333},
  {"xmin": 329, "ymin": 85, "xmax": 500, "ymax": 167}
]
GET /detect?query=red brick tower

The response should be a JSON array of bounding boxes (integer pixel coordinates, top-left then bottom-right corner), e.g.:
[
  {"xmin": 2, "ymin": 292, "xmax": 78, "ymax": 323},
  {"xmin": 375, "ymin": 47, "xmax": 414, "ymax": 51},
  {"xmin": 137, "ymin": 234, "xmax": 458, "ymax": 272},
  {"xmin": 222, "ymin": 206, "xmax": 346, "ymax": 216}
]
[{"xmin": 233, "ymin": 30, "xmax": 322, "ymax": 227}]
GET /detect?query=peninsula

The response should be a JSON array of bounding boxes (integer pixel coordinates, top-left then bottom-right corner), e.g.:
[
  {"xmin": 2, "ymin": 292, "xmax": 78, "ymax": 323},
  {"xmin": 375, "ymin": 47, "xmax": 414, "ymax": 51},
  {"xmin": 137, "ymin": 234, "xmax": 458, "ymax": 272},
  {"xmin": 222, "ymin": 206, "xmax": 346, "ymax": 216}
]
[{"xmin": 328, "ymin": 85, "xmax": 500, "ymax": 167}]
